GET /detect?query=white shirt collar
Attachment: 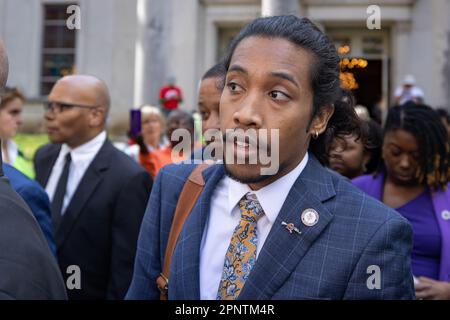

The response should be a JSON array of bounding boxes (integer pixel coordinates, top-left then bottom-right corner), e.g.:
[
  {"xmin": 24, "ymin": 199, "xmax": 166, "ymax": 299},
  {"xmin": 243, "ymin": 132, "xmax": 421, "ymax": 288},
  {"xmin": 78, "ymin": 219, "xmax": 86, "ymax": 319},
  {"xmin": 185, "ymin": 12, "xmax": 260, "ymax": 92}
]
[
  {"xmin": 60, "ymin": 131, "xmax": 107, "ymax": 161},
  {"xmin": 6, "ymin": 140, "xmax": 19, "ymax": 164},
  {"xmin": 227, "ymin": 152, "xmax": 309, "ymax": 223}
]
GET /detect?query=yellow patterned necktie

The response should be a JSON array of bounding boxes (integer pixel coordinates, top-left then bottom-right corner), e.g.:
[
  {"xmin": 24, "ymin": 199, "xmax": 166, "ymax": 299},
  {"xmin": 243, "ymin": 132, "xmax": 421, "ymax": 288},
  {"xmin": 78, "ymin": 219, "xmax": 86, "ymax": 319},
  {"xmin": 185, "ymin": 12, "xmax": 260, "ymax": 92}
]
[{"xmin": 217, "ymin": 192, "xmax": 264, "ymax": 300}]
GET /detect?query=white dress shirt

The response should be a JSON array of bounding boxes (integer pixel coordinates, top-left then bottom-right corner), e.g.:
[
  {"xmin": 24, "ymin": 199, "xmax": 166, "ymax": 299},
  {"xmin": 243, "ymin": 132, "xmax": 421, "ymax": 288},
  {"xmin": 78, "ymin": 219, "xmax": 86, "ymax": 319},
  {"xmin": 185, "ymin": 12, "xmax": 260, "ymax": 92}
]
[
  {"xmin": 199, "ymin": 152, "xmax": 309, "ymax": 300},
  {"xmin": 4, "ymin": 139, "xmax": 19, "ymax": 164},
  {"xmin": 45, "ymin": 131, "xmax": 107, "ymax": 214}
]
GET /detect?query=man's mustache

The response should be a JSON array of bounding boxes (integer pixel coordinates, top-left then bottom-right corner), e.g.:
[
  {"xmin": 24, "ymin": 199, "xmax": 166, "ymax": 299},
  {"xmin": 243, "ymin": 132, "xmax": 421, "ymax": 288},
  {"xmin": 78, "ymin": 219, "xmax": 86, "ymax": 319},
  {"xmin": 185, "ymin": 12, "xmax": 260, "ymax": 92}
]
[{"xmin": 222, "ymin": 129, "xmax": 271, "ymax": 152}]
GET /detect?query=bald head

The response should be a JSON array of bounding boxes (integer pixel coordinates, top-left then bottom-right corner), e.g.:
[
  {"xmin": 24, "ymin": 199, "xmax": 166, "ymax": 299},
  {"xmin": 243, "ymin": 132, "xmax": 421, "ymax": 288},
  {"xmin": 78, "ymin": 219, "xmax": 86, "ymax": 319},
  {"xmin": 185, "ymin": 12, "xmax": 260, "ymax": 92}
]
[
  {"xmin": 54, "ymin": 74, "xmax": 110, "ymax": 110},
  {"xmin": 0, "ymin": 40, "xmax": 9, "ymax": 89},
  {"xmin": 46, "ymin": 75, "xmax": 111, "ymax": 147}
]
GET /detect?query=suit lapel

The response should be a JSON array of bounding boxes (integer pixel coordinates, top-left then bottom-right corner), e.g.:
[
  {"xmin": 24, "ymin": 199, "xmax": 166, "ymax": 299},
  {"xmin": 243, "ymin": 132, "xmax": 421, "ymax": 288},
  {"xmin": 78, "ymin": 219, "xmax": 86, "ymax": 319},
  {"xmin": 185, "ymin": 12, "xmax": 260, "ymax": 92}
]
[
  {"xmin": 173, "ymin": 164, "xmax": 225, "ymax": 299},
  {"xmin": 238, "ymin": 156, "xmax": 336, "ymax": 299},
  {"xmin": 54, "ymin": 140, "xmax": 112, "ymax": 248},
  {"xmin": 36, "ymin": 145, "xmax": 62, "ymax": 230},
  {"xmin": 36, "ymin": 145, "xmax": 61, "ymax": 187}
]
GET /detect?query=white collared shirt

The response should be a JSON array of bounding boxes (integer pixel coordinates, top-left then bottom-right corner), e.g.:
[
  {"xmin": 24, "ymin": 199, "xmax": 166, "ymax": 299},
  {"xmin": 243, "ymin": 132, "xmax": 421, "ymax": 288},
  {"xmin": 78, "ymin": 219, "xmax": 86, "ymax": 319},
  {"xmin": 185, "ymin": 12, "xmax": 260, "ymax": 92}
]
[
  {"xmin": 3, "ymin": 139, "xmax": 19, "ymax": 164},
  {"xmin": 199, "ymin": 152, "xmax": 309, "ymax": 300},
  {"xmin": 45, "ymin": 131, "xmax": 107, "ymax": 214}
]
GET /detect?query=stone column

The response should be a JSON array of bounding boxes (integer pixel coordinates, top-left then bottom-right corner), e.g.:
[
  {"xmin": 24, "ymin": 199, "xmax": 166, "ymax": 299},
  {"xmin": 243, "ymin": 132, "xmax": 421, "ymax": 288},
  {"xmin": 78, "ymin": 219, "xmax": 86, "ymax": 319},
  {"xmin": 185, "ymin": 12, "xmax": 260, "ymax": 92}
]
[
  {"xmin": 390, "ymin": 21, "xmax": 411, "ymax": 104},
  {"xmin": 261, "ymin": 0, "xmax": 301, "ymax": 17},
  {"xmin": 134, "ymin": 0, "xmax": 171, "ymax": 107},
  {"xmin": 169, "ymin": 0, "xmax": 199, "ymax": 112},
  {"xmin": 444, "ymin": 31, "xmax": 450, "ymax": 108},
  {"xmin": 440, "ymin": 0, "xmax": 450, "ymax": 108}
]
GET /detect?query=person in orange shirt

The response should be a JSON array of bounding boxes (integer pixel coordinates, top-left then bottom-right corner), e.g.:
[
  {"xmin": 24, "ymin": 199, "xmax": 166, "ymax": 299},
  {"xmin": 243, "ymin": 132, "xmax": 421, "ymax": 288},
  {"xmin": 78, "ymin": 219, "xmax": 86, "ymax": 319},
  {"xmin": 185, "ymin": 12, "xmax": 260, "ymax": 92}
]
[
  {"xmin": 125, "ymin": 105, "xmax": 167, "ymax": 162},
  {"xmin": 140, "ymin": 110, "xmax": 195, "ymax": 178}
]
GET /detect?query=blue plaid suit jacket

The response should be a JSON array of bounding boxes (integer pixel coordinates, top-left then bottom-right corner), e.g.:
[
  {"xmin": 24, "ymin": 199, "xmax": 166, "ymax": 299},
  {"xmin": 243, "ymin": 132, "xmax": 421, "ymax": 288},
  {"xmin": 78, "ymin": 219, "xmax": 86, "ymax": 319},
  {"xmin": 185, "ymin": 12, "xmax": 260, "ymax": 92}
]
[{"xmin": 126, "ymin": 156, "xmax": 415, "ymax": 300}]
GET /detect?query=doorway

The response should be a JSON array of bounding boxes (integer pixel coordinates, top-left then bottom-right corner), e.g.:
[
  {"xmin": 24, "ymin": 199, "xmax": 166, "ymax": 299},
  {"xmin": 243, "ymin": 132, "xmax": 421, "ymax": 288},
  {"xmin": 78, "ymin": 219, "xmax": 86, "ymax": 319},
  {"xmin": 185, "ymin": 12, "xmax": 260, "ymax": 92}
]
[{"xmin": 351, "ymin": 59, "xmax": 383, "ymax": 122}]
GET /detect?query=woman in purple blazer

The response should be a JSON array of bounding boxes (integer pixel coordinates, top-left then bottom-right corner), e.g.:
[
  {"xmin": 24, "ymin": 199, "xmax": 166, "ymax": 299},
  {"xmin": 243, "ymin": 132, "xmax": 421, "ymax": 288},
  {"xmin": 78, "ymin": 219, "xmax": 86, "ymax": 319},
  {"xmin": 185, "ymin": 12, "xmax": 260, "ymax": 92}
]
[{"xmin": 353, "ymin": 104, "xmax": 450, "ymax": 300}]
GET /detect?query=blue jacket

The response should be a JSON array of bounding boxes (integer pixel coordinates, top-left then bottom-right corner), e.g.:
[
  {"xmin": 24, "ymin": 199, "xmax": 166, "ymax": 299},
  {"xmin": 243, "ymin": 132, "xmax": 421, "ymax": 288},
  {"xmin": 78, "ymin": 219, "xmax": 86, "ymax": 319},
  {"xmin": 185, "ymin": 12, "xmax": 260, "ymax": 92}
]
[
  {"xmin": 3, "ymin": 164, "xmax": 57, "ymax": 256},
  {"xmin": 127, "ymin": 156, "xmax": 415, "ymax": 299}
]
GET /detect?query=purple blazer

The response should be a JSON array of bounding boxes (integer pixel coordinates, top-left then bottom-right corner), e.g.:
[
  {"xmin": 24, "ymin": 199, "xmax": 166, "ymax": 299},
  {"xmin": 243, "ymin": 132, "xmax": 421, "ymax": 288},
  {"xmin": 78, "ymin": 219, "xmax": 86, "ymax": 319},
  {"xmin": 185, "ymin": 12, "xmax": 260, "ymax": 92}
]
[{"xmin": 353, "ymin": 172, "xmax": 450, "ymax": 282}]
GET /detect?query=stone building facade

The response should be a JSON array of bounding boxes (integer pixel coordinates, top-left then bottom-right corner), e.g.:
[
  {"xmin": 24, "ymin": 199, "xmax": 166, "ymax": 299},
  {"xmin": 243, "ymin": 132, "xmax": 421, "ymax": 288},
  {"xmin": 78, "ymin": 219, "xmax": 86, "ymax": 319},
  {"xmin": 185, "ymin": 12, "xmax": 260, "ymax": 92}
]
[{"xmin": 0, "ymin": 0, "xmax": 449, "ymax": 132}]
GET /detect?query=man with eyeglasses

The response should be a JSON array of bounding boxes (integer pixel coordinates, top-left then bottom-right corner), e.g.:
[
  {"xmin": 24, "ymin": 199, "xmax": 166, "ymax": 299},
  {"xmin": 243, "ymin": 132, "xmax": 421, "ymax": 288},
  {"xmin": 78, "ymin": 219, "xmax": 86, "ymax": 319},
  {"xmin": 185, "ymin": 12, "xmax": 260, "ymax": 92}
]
[
  {"xmin": 34, "ymin": 74, "xmax": 153, "ymax": 300},
  {"xmin": 0, "ymin": 40, "xmax": 67, "ymax": 299}
]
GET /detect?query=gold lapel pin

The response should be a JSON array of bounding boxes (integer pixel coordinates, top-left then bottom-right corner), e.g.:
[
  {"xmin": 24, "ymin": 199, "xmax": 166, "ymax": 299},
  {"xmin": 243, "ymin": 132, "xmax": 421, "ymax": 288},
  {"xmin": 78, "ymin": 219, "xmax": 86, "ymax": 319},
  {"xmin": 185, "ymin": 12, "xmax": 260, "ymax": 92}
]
[{"xmin": 281, "ymin": 221, "xmax": 302, "ymax": 235}]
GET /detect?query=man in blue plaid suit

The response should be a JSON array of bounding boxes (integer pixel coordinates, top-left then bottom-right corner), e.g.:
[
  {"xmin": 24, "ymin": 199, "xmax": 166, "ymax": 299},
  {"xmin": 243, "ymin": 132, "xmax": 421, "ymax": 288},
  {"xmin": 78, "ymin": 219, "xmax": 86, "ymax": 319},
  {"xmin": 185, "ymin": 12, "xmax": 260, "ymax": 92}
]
[{"xmin": 126, "ymin": 16, "xmax": 415, "ymax": 300}]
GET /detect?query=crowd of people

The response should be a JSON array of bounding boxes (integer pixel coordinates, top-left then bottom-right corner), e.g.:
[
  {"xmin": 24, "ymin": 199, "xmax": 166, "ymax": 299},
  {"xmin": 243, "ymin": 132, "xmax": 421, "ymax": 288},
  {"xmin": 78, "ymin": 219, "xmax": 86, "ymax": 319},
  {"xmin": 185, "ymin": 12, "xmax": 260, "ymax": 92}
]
[{"xmin": 0, "ymin": 14, "xmax": 449, "ymax": 300}]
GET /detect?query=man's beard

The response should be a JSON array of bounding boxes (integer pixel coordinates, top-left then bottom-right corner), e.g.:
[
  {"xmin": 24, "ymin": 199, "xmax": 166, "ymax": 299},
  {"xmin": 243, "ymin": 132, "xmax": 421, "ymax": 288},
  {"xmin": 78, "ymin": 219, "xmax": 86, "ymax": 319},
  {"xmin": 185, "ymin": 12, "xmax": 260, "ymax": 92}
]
[
  {"xmin": 223, "ymin": 161, "xmax": 285, "ymax": 185},
  {"xmin": 221, "ymin": 130, "xmax": 279, "ymax": 184}
]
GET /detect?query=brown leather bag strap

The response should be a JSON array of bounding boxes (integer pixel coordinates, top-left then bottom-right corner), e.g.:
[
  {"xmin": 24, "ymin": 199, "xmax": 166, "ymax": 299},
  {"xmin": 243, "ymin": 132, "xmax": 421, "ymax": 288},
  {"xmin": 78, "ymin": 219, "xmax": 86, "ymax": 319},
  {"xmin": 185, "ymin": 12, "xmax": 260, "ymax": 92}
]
[{"xmin": 156, "ymin": 163, "xmax": 210, "ymax": 300}]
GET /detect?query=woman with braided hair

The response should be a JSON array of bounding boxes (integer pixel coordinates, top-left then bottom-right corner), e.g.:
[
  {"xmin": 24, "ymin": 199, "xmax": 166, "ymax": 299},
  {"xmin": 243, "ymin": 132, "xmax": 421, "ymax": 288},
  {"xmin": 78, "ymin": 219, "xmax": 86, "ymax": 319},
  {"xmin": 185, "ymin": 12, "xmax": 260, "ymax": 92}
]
[{"xmin": 353, "ymin": 103, "xmax": 450, "ymax": 299}]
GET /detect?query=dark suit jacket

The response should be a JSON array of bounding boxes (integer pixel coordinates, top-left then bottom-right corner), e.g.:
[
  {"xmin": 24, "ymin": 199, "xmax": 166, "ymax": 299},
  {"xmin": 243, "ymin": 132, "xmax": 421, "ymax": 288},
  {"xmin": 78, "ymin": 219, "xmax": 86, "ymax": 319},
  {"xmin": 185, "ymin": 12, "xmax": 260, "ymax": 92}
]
[
  {"xmin": 34, "ymin": 139, "xmax": 152, "ymax": 300},
  {"xmin": 3, "ymin": 164, "xmax": 56, "ymax": 256},
  {"xmin": 127, "ymin": 156, "xmax": 415, "ymax": 300},
  {"xmin": 0, "ymin": 165, "xmax": 67, "ymax": 299}
]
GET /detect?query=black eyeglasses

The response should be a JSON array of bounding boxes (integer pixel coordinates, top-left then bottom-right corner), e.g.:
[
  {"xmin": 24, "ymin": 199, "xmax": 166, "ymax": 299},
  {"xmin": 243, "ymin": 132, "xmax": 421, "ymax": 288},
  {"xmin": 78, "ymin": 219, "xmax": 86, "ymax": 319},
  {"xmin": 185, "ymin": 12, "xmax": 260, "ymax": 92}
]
[{"xmin": 44, "ymin": 101, "xmax": 98, "ymax": 114}]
